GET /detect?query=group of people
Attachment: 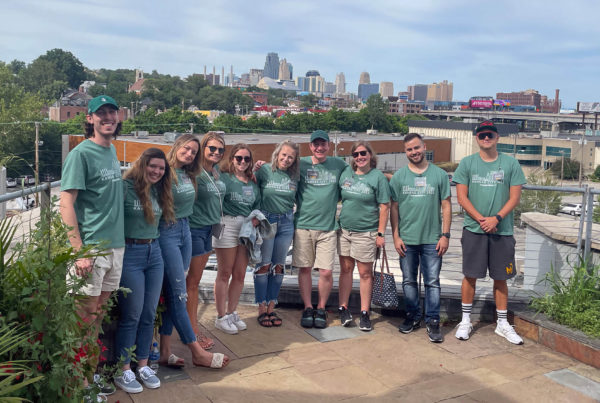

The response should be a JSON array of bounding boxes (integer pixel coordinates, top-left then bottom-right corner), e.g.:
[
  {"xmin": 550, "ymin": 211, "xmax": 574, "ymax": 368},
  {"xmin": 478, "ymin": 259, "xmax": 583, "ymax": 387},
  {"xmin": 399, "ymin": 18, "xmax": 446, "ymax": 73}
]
[{"xmin": 60, "ymin": 95, "xmax": 526, "ymax": 400}]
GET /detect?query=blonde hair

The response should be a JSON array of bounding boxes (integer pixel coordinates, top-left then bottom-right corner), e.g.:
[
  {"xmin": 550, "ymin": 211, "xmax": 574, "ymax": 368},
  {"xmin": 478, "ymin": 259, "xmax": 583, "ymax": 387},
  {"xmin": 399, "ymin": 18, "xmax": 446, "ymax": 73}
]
[
  {"xmin": 199, "ymin": 131, "xmax": 225, "ymax": 179},
  {"xmin": 270, "ymin": 140, "xmax": 300, "ymax": 180},
  {"xmin": 167, "ymin": 134, "xmax": 201, "ymax": 191}
]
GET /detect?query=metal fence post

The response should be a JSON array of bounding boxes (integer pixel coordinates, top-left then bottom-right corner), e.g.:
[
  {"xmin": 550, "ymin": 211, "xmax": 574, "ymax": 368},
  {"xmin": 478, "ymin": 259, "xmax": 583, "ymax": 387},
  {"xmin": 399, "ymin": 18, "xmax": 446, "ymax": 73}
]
[
  {"xmin": 585, "ymin": 187, "xmax": 595, "ymax": 270},
  {"xmin": 576, "ymin": 185, "xmax": 588, "ymax": 255},
  {"xmin": 40, "ymin": 182, "xmax": 51, "ymax": 211}
]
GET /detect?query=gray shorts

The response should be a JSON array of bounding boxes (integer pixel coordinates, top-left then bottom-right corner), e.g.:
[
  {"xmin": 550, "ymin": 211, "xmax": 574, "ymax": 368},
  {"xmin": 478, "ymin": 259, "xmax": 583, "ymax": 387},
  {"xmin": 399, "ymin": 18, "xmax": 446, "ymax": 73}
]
[{"xmin": 461, "ymin": 228, "xmax": 516, "ymax": 281}]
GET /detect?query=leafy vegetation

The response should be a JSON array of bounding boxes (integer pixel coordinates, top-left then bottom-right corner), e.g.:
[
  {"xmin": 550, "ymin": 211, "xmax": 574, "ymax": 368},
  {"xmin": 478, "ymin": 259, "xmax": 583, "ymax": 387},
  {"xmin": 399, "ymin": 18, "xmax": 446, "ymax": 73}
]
[
  {"xmin": 550, "ymin": 157, "xmax": 580, "ymax": 180},
  {"xmin": 531, "ymin": 260, "xmax": 600, "ymax": 338},
  {"xmin": 515, "ymin": 169, "xmax": 563, "ymax": 224}
]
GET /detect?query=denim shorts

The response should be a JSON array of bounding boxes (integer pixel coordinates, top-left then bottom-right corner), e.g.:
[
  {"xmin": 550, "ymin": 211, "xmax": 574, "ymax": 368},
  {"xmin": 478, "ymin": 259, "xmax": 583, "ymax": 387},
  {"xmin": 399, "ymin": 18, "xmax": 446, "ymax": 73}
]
[{"xmin": 190, "ymin": 225, "xmax": 213, "ymax": 257}]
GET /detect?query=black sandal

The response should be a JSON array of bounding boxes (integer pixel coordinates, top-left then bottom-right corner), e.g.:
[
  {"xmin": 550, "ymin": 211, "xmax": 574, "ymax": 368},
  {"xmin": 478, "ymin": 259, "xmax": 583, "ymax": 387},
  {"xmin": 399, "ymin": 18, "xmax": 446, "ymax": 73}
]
[
  {"xmin": 258, "ymin": 312, "xmax": 272, "ymax": 327},
  {"xmin": 269, "ymin": 312, "xmax": 282, "ymax": 327}
]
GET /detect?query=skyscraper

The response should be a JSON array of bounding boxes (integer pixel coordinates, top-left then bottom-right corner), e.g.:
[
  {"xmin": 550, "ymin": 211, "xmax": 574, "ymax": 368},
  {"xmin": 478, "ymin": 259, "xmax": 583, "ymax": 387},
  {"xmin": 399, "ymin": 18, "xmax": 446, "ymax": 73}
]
[
  {"xmin": 278, "ymin": 58, "xmax": 292, "ymax": 80},
  {"xmin": 379, "ymin": 82, "xmax": 394, "ymax": 98},
  {"xmin": 358, "ymin": 83, "xmax": 379, "ymax": 101},
  {"xmin": 335, "ymin": 73, "xmax": 346, "ymax": 94},
  {"xmin": 249, "ymin": 69, "xmax": 264, "ymax": 86},
  {"xmin": 407, "ymin": 84, "xmax": 428, "ymax": 102},
  {"xmin": 427, "ymin": 80, "xmax": 453, "ymax": 102},
  {"xmin": 263, "ymin": 52, "xmax": 279, "ymax": 79},
  {"xmin": 359, "ymin": 72, "xmax": 370, "ymax": 84}
]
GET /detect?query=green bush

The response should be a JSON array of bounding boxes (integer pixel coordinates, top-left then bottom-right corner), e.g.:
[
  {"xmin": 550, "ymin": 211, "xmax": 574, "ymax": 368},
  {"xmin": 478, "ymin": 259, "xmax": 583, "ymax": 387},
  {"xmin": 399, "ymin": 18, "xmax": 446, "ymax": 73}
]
[
  {"xmin": 531, "ymin": 260, "xmax": 600, "ymax": 338},
  {"xmin": 435, "ymin": 162, "xmax": 459, "ymax": 172},
  {"xmin": 0, "ymin": 201, "xmax": 119, "ymax": 401}
]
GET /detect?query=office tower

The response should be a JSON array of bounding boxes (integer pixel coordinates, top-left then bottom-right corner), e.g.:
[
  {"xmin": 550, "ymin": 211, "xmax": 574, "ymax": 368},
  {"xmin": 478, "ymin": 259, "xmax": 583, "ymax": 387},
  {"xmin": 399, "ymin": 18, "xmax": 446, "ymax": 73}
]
[
  {"xmin": 278, "ymin": 58, "xmax": 291, "ymax": 80},
  {"xmin": 324, "ymin": 82, "xmax": 336, "ymax": 95},
  {"xmin": 427, "ymin": 80, "xmax": 453, "ymax": 101},
  {"xmin": 249, "ymin": 69, "xmax": 264, "ymax": 86},
  {"xmin": 263, "ymin": 52, "xmax": 279, "ymax": 79},
  {"xmin": 359, "ymin": 72, "xmax": 370, "ymax": 84},
  {"xmin": 408, "ymin": 84, "xmax": 428, "ymax": 102},
  {"xmin": 335, "ymin": 73, "xmax": 346, "ymax": 94},
  {"xmin": 380, "ymin": 82, "xmax": 394, "ymax": 98},
  {"xmin": 306, "ymin": 70, "xmax": 320, "ymax": 77},
  {"xmin": 358, "ymin": 83, "xmax": 379, "ymax": 101},
  {"xmin": 295, "ymin": 76, "xmax": 309, "ymax": 92}
]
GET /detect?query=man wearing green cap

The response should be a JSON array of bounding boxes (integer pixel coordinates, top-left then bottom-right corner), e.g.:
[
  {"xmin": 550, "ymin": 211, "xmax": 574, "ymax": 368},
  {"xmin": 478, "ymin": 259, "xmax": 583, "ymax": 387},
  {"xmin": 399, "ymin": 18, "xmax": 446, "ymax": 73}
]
[
  {"xmin": 294, "ymin": 130, "xmax": 347, "ymax": 329},
  {"xmin": 59, "ymin": 95, "xmax": 124, "ymax": 396}
]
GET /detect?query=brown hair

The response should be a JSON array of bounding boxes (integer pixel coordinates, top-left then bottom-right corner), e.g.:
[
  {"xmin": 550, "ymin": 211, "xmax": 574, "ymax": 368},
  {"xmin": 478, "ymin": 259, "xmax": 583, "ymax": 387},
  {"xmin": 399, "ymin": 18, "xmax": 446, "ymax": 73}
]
[
  {"xmin": 199, "ymin": 131, "xmax": 226, "ymax": 179},
  {"xmin": 167, "ymin": 134, "xmax": 201, "ymax": 191},
  {"xmin": 350, "ymin": 140, "xmax": 377, "ymax": 171},
  {"xmin": 84, "ymin": 121, "xmax": 122, "ymax": 139},
  {"xmin": 270, "ymin": 140, "xmax": 300, "ymax": 180},
  {"xmin": 222, "ymin": 143, "xmax": 253, "ymax": 179},
  {"xmin": 124, "ymin": 148, "xmax": 175, "ymax": 224}
]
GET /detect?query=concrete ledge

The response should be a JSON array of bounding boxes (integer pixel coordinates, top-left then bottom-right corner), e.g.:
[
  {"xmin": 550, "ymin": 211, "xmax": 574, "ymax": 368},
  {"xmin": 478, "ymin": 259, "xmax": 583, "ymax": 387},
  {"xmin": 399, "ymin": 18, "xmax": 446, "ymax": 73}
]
[{"xmin": 512, "ymin": 306, "xmax": 600, "ymax": 369}]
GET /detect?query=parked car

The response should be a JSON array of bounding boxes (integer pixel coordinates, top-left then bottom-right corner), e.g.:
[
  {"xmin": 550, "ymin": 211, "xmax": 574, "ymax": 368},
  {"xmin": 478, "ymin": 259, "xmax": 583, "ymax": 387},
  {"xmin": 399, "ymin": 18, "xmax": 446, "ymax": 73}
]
[
  {"xmin": 17, "ymin": 175, "xmax": 35, "ymax": 186},
  {"xmin": 559, "ymin": 203, "xmax": 582, "ymax": 216},
  {"xmin": 6, "ymin": 177, "xmax": 16, "ymax": 188}
]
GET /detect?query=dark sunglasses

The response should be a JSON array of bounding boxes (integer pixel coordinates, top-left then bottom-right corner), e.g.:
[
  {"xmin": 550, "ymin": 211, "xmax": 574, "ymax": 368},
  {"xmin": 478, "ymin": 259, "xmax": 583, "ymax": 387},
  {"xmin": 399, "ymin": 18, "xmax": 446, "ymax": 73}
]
[
  {"xmin": 207, "ymin": 146, "xmax": 225, "ymax": 154},
  {"xmin": 234, "ymin": 155, "xmax": 251, "ymax": 163},
  {"xmin": 477, "ymin": 132, "xmax": 496, "ymax": 140},
  {"xmin": 352, "ymin": 150, "xmax": 368, "ymax": 158}
]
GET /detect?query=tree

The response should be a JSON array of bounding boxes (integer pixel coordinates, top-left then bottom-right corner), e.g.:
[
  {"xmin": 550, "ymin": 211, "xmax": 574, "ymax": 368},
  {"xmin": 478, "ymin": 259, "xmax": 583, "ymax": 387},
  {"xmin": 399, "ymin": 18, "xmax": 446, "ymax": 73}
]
[
  {"xmin": 37, "ymin": 48, "xmax": 87, "ymax": 89},
  {"xmin": 515, "ymin": 169, "xmax": 563, "ymax": 224},
  {"xmin": 8, "ymin": 59, "xmax": 25, "ymax": 75},
  {"xmin": 365, "ymin": 94, "xmax": 388, "ymax": 130},
  {"xmin": 550, "ymin": 157, "xmax": 580, "ymax": 180}
]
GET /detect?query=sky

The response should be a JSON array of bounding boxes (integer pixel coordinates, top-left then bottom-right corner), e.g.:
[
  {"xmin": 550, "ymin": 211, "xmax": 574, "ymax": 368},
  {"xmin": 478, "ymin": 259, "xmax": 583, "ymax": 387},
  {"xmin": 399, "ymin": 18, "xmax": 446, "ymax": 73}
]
[{"xmin": 2, "ymin": 0, "xmax": 599, "ymax": 109}]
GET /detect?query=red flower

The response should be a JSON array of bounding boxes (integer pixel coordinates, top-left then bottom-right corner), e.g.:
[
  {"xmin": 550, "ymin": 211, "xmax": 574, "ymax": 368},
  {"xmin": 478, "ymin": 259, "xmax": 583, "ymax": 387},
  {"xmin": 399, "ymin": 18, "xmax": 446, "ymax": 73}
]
[
  {"xmin": 159, "ymin": 295, "xmax": 166, "ymax": 305},
  {"xmin": 99, "ymin": 355, "xmax": 106, "ymax": 362}
]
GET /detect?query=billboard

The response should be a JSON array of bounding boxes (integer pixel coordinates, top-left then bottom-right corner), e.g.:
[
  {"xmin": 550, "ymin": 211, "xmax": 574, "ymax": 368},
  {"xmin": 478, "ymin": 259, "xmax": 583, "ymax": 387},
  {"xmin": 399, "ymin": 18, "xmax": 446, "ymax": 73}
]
[
  {"xmin": 494, "ymin": 99, "xmax": 511, "ymax": 107},
  {"xmin": 470, "ymin": 99, "xmax": 494, "ymax": 109},
  {"xmin": 578, "ymin": 102, "xmax": 600, "ymax": 113}
]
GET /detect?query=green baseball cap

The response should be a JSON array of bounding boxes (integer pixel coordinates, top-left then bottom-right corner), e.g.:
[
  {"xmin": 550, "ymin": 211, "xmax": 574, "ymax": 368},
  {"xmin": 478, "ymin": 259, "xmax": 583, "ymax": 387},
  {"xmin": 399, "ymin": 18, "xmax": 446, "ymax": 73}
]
[
  {"xmin": 88, "ymin": 95, "xmax": 119, "ymax": 114},
  {"xmin": 310, "ymin": 130, "xmax": 329, "ymax": 143}
]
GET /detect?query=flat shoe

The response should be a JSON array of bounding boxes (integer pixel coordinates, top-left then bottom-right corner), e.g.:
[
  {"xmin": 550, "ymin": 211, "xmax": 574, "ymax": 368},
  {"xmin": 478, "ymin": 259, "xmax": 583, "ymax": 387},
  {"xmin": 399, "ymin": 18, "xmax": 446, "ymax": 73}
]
[
  {"xmin": 197, "ymin": 333, "xmax": 214, "ymax": 350},
  {"xmin": 193, "ymin": 353, "xmax": 227, "ymax": 369},
  {"xmin": 258, "ymin": 312, "xmax": 272, "ymax": 327},
  {"xmin": 269, "ymin": 312, "xmax": 282, "ymax": 327},
  {"xmin": 158, "ymin": 353, "xmax": 185, "ymax": 368}
]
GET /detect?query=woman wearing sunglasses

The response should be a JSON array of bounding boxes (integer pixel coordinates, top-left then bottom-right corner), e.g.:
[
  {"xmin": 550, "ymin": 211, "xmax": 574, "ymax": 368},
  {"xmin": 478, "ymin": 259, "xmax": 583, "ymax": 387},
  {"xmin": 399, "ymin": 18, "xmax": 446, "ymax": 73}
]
[
  {"xmin": 157, "ymin": 134, "xmax": 229, "ymax": 369},
  {"xmin": 114, "ymin": 148, "xmax": 173, "ymax": 393},
  {"xmin": 186, "ymin": 132, "xmax": 226, "ymax": 347},
  {"xmin": 253, "ymin": 140, "xmax": 300, "ymax": 327},
  {"xmin": 212, "ymin": 143, "xmax": 260, "ymax": 334},
  {"xmin": 337, "ymin": 140, "xmax": 390, "ymax": 332}
]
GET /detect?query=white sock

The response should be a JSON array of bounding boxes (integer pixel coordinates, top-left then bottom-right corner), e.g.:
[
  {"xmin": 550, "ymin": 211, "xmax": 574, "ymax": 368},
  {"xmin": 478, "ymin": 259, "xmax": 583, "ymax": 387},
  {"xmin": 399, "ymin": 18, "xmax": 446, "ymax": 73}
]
[
  {"xmin": 497, "ymin": 309, "xmax": 508, "ymax": 325},
  {"xmin": 461, "ymin": 303, "xmax": 472, "ymax": 323}
]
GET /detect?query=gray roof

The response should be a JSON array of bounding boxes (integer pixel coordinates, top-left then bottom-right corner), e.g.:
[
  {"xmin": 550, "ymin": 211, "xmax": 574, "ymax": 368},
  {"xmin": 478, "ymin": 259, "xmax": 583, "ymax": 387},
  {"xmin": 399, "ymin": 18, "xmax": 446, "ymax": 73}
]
[{"xmin": 407, "ymin": 120, "xmax": 519, "ymax": 136}]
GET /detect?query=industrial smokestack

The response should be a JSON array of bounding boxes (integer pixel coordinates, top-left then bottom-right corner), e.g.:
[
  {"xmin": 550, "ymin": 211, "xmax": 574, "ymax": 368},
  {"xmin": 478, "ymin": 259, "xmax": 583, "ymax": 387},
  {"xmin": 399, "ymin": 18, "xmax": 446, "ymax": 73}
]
[
  {"xmin": 204, "ymin": 65, "xmax": 206, "ymax": 80},
  {"xmin": 230, "ymin": 65, "xmax": 234, "ymax": 87},
  {"xmin": 555, "ymin": 89, "xmax": 560, "ymax": 113},
  {"xmin": 213, "ymin": 66, "xmax": 216, "ymax": 85},
  {"xmin": 222, "ymin": 66, "xmax": 225, "ymax": 86}
]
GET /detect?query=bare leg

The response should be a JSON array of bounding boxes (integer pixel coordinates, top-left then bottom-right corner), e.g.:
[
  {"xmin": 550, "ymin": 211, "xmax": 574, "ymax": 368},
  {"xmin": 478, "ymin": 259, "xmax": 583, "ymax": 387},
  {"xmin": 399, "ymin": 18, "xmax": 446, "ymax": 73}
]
[
  {"xmin": 227, "ymin": 245, "xmax": 249, "ymax": 313},
  {"xmin": 214, "ymin": 247, "xmax": 236, "ymax": 317},
  {"xmin": 356, "ymin": 261, "xmax": 373, "ymax": 312},
  {"xmin": 267, "ymin": 265, "xmax": 283, "ymax": 326},
  {"xmin": 298, "ymin": 267, "xmax": 313, "ymax": 309},
  {"xmin": 338, "ymin": 256, "xmax": 354, "ymax": 308},
  {"xmin": 186, "ymin": 253, "xmax": 210, "ymax": 335},
  {"xmin": 461, "ymin": 277, "xmax": 477, "ymax": 304},
  {"xmin": 77, "ymin": 291, "xmax": 111, "ymax": 386},
  {"xmin": 316, "ymin": 269, "xmax": 333, "ymax": 310},
  {"xmin": 493, "ymin": 280, "xmax": 508, "ymax": 310}
]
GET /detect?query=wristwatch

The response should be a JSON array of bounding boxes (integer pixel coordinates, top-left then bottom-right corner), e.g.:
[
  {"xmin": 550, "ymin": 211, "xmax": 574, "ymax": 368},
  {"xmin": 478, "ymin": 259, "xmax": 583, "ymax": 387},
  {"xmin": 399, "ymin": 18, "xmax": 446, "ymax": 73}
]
[
  {"xmin": 441, "ymin": 232, "xmax": 451, "ymax": 238},
  {"xmin": 377, "ymin": 232, "xmax": 384, "ymax": 237},
  {"xmin": 495, "ymin": 214, "xmax": 503, "ymax": 223}
]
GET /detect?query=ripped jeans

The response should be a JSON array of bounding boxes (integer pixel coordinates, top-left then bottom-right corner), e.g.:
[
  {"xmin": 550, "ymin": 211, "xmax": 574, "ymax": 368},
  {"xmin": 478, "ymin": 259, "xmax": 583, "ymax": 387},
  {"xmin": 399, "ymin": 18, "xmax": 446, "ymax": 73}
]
[
  {"xmin": 158, "ymin": 217, "xmax": 196, "ymax": 344},
  {"xmin": 254, "ymin": 210, "xmax": 294, "ymax": 305}
]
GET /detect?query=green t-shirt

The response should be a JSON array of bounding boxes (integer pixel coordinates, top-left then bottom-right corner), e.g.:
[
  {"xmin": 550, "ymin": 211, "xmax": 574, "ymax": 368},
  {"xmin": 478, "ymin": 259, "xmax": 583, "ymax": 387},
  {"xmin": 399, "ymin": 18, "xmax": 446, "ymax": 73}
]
[
  {"xmin": 171, "ymin": 168, "xmax": 196, "ymax": 219},
  {"xmin": 453, "ymin": 152, "xmax": 526, "ymax": 235},
  {"xmin": 123, "ymin": 179, "xmax": 162, "ymax": 239},
  {"xmin": 221, "ymin": 173, "xmax": 260, "ymax": 217},
  {"xmin": 339, "ymin": 167, "xmax": 390, "ymax": 232},
  {"xmin": 60, "ymin": 139, "xmax": 124, "ymax": 248},
  {"xmin": 189, "ymin": 168, "xmax": 226, "ymax": 228},
  {"xmin": 295, "ymin": 156, "xmax": 347, "ymax": 231},
  {"xmin": 390, "ymin": 163, "xmax": 451, "ymax": 245},
  {"xmin": 256, "ymin": 164, "xmax": 297, "ymax": 214}
]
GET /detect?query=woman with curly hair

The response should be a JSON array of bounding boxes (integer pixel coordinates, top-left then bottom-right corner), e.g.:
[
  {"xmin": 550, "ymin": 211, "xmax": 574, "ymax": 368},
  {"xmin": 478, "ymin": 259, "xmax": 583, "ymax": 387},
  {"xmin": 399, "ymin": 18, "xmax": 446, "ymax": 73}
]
[{"xmin": 157, "ymin": 134, "xmax": 229, "ymax": 368}]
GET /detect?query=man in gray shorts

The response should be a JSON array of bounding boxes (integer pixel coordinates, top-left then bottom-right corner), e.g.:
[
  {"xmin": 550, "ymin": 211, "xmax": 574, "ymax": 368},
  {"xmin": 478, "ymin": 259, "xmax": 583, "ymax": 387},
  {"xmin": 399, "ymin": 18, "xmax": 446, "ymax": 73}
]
[
  {"xmin": 60, "ymin": 95, "xmax": 125, "ymax": 395},
  {"xmin": 294, "ymin": 130, "xmax": 347, "ymax": 329},
  {"xmin": 452, "ymin": 120, "xmax": 526, "ymax": 345}
]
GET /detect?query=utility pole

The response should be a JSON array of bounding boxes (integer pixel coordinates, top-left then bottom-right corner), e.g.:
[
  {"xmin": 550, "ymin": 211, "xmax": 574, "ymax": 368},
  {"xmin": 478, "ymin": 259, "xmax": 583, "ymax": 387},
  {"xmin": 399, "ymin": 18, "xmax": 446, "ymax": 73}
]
[
  {"xmin": 34, "ymin": 121, "xmax": 40, "ymax": 206},
  {"xmin": 560, "ymin": 151, "xmax": 564, "ymax": 187},
  {"xmin": 579, "ymin": 112, "xmax": 586, "ymax": 187},
  {"xmin": 190, "ymin": 123, "xmax": 195, "ymax": 134}
]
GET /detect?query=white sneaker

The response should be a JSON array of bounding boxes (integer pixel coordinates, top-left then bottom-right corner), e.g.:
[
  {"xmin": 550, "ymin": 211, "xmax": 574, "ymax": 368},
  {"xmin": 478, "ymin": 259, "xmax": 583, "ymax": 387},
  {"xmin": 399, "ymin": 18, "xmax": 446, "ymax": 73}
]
[
  {"xmin": 229, "ymin": 311, "xmax": 247, "ymax": 331},
  {"xmin": 455, "ymin": 321, "xmax": 473, "ymax": 340},
  {"xmin": 495, "ymin": 321, "xmax": 524, "ymax": 345},
  {"xmin": 215, "ymin": 314, "xmax": 238, "ymax": 334}
]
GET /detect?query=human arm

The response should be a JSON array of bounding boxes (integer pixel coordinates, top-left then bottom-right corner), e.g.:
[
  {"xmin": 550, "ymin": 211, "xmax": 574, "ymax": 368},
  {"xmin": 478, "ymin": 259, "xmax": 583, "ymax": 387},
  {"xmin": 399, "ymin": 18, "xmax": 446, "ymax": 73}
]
[
  {"xmin": 376, "ymin": 202, "xmax": 389, "ymax": 248},
  {"xmin": 436, "ymin": 197, "xmax": 452, "ymax": 256},
  {"xmin": 390, "ymin": 200, "xmax": 406, "ymax": 257},
  {"xmin": 479, "ymin": 185, "xmax": 522, "ymax": 233},
  {"xmin": 59, "ymin": 190, "xmax": 93, "ymax": 275}
]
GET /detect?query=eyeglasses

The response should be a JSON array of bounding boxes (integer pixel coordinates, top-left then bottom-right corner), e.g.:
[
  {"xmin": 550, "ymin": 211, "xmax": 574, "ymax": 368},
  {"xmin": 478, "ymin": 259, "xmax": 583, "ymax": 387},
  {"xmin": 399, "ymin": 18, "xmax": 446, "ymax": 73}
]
[
  {"xmin": 352, "ymin": 150, "xmax": 368, "ymax": 158},
  {"xmin": 207, "ymin": 146, "xmax": 225, "ymax": 154},
  {"xmin": 234, "ymin": 155, "xmax": 251, "ymax": 163},
  {"xmin": 477, "ymin": 132, "xmax": 496, "ymax": 140}
]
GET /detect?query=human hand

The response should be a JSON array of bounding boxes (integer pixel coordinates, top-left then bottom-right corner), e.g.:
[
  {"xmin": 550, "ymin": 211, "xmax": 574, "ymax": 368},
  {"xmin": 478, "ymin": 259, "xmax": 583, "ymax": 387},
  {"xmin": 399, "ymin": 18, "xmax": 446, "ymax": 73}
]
[
  {"xmin": 75, "ymin": 257, "xmax": 93, "ymax": 276},
  {"xmin": 394, "ymin": 237, "xmax": 406, "ymax": 257},
  {"xmin": 479, "ymin": 217, "xmax": 499, "ymax": 233},
  {"xmin": 436, "ymin": 236, "xmax": 449, "ymax": 256},
  {"xmin": 376, "ymin": 235, "xmax": 385, "ymax": 248}
]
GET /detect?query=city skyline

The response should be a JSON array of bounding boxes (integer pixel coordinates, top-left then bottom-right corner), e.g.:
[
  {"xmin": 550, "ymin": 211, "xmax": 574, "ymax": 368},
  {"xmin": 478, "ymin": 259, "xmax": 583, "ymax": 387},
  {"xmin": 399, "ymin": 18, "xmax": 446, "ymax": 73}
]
[{"xmin": 2, "ymin": 1, "xmax": 599, "ymax": 108}]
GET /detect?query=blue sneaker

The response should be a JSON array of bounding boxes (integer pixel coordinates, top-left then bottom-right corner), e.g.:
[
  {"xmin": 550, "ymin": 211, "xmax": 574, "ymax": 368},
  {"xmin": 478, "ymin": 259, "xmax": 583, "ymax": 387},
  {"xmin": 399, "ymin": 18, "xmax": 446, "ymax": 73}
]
[
  {"xmin": 114, "ymin": 369, "xmax": 143, "ymax": 394},
  {"xmin": 137, "ymin": 366, "xmax": 161, "ymax": 389}
]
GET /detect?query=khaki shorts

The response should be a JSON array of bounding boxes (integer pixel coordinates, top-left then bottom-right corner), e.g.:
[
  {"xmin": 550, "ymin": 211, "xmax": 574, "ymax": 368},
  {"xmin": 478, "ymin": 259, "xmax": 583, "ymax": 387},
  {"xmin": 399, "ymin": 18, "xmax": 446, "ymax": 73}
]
[
  {"xmin": 292, "ymin": 229, "xmax": 337, "ymax": 271},
  {"xmin": 212, "ymin": 215, "xmax": 244, "ymax": 249},
  {"xmin": 337, "ymin": 228, "xmax": 378, "ymax": 263},
  {"xmin": 69, "ymin": 247, "xmax": 125, "ymax": 297}
]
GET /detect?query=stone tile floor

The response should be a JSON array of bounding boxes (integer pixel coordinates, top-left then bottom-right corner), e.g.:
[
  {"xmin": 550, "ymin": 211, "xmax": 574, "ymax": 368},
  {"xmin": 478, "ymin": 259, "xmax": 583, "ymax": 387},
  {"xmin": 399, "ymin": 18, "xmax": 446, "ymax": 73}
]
[{"xmin": 108, "ymin": 303, "xmax": 599, "ymax": 402}]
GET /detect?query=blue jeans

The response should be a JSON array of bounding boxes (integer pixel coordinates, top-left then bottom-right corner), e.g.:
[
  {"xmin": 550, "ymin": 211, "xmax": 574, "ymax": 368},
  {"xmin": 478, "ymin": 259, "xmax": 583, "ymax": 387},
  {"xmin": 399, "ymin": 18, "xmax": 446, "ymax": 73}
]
[
  {"xmin": 116, "ymin": 240, "xmax": 164, "ymax": 364},
  {"xmin": 254, "ymin": 210, "xmax": 294, "ymax": 305},
  {"xmin": 158, "ymin": 218, "xmax": 196, "ymax": 344},
  {"xmin": 399, "ymin": 244, "xmax": 441, "ymax": 323}
]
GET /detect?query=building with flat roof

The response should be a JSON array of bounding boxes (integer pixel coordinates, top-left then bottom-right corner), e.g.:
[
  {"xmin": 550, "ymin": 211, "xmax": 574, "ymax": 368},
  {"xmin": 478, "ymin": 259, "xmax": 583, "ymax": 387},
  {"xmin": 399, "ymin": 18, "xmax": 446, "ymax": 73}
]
[
  {"xmin": 379, "ymin": 82, "xmax": 394, "ymax": 98},
  {"xmin": 358, "ymin": 83, "xmax": 379, "ymax": 101}
]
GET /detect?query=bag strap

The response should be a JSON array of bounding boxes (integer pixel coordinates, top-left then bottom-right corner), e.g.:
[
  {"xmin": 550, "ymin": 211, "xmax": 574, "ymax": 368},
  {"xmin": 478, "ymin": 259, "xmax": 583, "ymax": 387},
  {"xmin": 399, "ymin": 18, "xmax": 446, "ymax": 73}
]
[{"xmin": 380, "ymin": 245, "xmax": 390, "ymax": 274}]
